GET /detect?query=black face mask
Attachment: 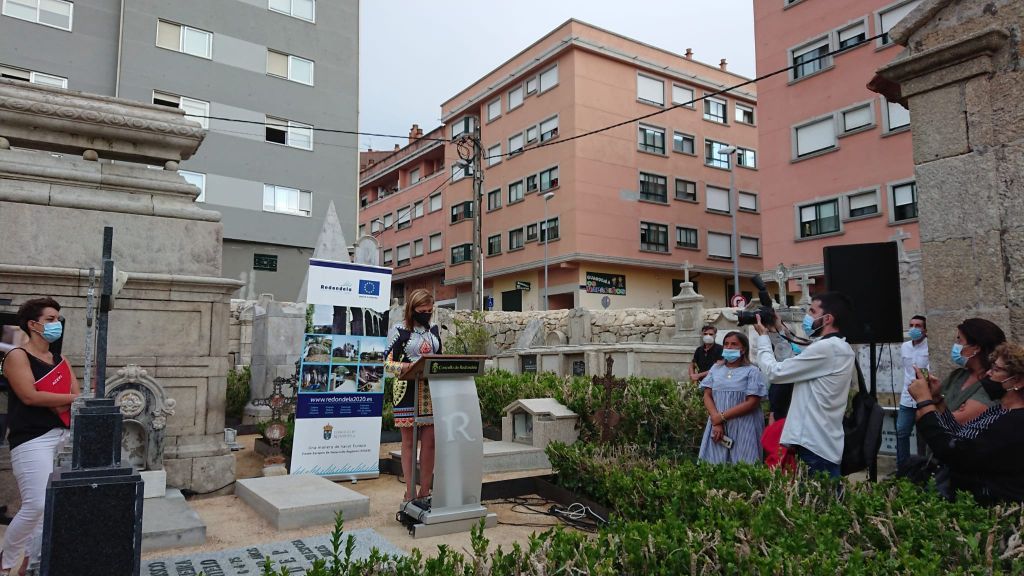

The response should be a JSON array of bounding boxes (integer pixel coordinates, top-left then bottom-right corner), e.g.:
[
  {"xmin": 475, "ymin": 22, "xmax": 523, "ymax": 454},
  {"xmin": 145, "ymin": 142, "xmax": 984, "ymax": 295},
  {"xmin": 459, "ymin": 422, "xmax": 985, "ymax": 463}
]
[
  {"xmin": 981, "ymin": 377, "xmax": 1008, "ymax": 400},
  {"xmin": 412, "ymin": 311, "xmax": 432, "ymax": 328}
]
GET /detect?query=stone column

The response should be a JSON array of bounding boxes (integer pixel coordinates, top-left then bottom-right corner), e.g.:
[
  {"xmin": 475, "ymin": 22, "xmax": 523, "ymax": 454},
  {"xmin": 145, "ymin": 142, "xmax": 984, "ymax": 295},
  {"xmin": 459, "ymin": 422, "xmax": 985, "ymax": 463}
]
[
  {"xmin": 244, "ymin": 295, "xmax": 306, "ymax": 424},
  {"xmin": 671, "ymin": 282, "xmax": 704, "ymax": 346},
  {"xmin": 874, "ymin": 2, "xmax": 1023, "ymax": 375}
]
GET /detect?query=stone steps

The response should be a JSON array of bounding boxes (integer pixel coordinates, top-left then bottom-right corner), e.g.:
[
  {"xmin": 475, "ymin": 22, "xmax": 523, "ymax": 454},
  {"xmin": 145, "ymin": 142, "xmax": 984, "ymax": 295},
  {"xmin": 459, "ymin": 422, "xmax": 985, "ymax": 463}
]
[{"xmin": 141, "ymin": 489, "xmax": 207, "ymax": 552}]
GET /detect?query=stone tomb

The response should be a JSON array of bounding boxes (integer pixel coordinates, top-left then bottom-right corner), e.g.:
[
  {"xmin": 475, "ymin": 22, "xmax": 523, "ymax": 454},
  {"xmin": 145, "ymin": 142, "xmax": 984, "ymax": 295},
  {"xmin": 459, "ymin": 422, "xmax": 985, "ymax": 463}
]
[{"xmin": 235, "ymin": 474, "xmax": 370, "ymax": 531}]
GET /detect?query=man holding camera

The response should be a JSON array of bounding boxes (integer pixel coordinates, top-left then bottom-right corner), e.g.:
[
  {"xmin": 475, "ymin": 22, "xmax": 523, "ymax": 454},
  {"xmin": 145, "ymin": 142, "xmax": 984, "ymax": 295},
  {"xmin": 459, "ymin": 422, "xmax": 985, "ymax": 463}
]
[{"xmin": 753, "ymin": 292, "xmax": 856, "ymax": 478}]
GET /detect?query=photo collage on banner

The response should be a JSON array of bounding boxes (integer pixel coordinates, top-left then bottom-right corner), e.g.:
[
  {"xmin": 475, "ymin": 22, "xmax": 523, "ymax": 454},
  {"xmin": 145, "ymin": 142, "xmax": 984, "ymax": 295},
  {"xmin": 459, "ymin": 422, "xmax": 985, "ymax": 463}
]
[{"xmin": 292, "ymin": 259, "xmax": 392, "ymax": 479}]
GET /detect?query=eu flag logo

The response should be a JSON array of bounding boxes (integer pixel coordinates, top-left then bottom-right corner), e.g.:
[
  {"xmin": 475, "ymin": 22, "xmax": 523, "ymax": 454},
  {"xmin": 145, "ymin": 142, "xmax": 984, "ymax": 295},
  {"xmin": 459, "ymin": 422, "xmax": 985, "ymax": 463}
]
[{"xmin": 359, "ymin": 280, "xmax": 380, "ymax": 296}]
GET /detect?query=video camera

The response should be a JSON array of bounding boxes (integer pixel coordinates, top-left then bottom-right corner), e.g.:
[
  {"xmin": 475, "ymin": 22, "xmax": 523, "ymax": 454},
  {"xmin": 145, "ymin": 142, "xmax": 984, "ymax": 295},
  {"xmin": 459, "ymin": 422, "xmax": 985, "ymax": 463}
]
[{"xmin": 736, "ymin": 275, "xmax": 776, "ymax": 327}]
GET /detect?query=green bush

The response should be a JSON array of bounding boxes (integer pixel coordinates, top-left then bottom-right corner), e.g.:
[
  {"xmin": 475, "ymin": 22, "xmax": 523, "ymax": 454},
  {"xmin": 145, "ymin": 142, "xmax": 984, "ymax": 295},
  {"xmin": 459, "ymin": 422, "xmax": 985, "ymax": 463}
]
[
  {"xmin": 445, "ymin": 311, "xmax": 490, "ymax": 355},
  {"xmin": 225, "ymin": 365, "xmax": 251, "ymax": 420}
]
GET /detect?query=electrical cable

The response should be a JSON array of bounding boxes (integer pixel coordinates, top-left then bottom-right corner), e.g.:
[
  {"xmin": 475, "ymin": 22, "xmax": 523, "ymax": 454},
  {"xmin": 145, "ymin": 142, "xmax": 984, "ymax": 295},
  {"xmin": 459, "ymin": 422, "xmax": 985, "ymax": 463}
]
[{"xmin": 483, "ymin": 496, "xmax": 606, "ymax": 533}]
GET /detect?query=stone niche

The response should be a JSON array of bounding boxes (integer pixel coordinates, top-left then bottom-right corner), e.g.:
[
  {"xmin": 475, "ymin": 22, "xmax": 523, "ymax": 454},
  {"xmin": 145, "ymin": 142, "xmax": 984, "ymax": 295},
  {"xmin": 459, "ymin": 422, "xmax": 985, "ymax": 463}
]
[
  {"xmin": 0, "ymin": 78, "xmax": 243, "ymax": 492},
  {"xmin": 105, "ymin": 365, "xmax": 176, "ymax": 471},
  {"xmin": 501, "ymin": 398, "xmax": 579, "ymax": 449}
]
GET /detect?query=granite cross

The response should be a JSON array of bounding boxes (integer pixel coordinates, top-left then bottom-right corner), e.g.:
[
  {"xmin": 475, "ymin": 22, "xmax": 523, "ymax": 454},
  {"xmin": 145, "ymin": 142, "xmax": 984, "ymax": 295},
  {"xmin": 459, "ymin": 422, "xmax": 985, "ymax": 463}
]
[
  {"xmin": 682, "ymin": 260, "xmax": 693, "ymax": 284},
  {"xmin": 796, "ymin": 273, "xmax": 816, "ymax": 307},
  {"xmin": 774, "ymin": 263, "xmax": 790, "ymax": 305},
  {"xmin": 889, "ymin": 228, "xmax": 912, "ymax": 262}
]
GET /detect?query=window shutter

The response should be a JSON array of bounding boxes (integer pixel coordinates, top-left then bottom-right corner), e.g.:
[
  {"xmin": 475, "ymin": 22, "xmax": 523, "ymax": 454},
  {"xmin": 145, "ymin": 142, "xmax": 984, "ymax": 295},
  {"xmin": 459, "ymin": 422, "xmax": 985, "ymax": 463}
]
[
  {"xmin": 796, "ymin": 118, "xmax": 836, "ymax": 156},
  {"xmin": 843, "ymin": 106, "xmax": 872, "ymax": 131},
  {"xmin": 707, "ymin": 186, "xmax": 730, "ymax": 212},
  {"xmin": 708, "ymin": 233, "xmax": 732, "ymax": 258},
  {"xmin": 637, "ymin": 75, "xmax": 664, "ymax": 105}
]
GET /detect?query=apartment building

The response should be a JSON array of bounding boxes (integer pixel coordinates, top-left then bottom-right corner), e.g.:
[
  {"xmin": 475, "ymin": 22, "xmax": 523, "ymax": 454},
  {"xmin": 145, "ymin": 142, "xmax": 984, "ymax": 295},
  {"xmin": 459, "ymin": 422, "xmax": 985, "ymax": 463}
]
[
  {"xmin": 361, "ymin": 19, "xmax": 761, "ymax": 311},
  {"xmin": 753, "ymin": 0, "xmax": 919, "ymax": 302},
  {"xmin": 0, "ymin": 0, "xmax": 358, "ymax": 299}
]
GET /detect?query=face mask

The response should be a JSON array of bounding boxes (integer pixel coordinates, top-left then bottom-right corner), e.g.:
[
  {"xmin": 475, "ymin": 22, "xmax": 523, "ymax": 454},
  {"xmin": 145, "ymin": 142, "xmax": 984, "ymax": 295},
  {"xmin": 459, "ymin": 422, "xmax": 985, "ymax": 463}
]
[
  {"xmin": 35, "ymin": 321, "xmax": 62, "ymax": 343},
  {"xmin": 981, "ymin": 376, "xmax": 1014, "ymax": 400},
  {"xmin": 908, "ymin": 328, "xmax": 924, "ymax": 341},
  {"xmin": 702, "ymin": 335, "xmax": 715, "ymax": 345},
  {"xmin": 722, "ymin": 349, "xmax": 742, "ymax": 363},
  {"xmin": 802, "ymin": 314, "xmax": 823, "ymax": 337},
  {"xmin": 412, "ymin": 311, "xmax": 432, "ymax": 328},
  {"xmin": 790, "ymin": 343, "xmax": 802, "ymax": 356},
  {"xmin": 951, "ymin": 343, "xmax": 972, "ymax": 367}
]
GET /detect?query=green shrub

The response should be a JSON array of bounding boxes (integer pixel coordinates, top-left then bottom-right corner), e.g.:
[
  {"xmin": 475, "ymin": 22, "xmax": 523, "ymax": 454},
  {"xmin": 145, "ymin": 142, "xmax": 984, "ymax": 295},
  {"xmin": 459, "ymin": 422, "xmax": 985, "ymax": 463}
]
[
  {"xmin": 225, "ymin": 365, "xmax": 251, "ymax": 420},
  {"xmin": 445, "ymin": 311, "xmax": 490, "ymax": 355}
]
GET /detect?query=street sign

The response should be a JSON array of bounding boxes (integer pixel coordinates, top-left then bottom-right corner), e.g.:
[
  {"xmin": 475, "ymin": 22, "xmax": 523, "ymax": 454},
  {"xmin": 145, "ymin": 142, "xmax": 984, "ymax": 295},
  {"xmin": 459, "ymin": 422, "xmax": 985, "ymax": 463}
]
[
  {"xmin": 731, "ymin": 294, "xmax": 747, "ymax": 308},
  {"xmin": 516, "ymin": 281, "xmax": 531, "ymax": 291}
]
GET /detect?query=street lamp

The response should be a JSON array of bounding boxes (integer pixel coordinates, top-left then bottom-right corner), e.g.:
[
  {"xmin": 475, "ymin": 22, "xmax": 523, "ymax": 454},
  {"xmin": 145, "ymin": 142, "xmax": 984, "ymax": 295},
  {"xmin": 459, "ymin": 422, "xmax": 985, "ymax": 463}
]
[
  {"xmin": 718, "ymin": 145, "xmax": 741, "ymax": 304},
  {"xmin": 543, "ymin": 191, "xmax": 555, "ymax": 311}
]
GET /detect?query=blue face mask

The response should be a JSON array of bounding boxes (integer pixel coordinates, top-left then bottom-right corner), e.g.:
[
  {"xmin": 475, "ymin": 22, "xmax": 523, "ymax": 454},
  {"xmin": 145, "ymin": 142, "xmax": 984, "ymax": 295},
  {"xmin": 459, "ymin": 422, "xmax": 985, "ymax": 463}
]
[
  {"xmin": 722, "ymin": 349, "xmax": 742, "ymax": 363},
  {"xmin": 790, "ymin": 343, "xmax": 803, "ymax": 355},
  {"xmin": 37, "ymin": 321, "xmax": 62, "ymax": 343},
  {"xmin": 802, "ymin": 313, "xmax": 822, "ymax": 336},
  {"xmin": 908, "ymin": 328, "xmax": 924, "ymax": 341},
  {"xmin": 951, "ymin": 343, "xmax": 970, "ymax": 367}
]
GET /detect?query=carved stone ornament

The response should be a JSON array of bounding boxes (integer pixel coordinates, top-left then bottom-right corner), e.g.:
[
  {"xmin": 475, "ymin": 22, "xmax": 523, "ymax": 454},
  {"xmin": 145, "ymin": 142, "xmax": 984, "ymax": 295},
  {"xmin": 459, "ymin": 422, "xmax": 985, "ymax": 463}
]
[
  {"xmin": 116, "ymin": 389, "xmax": 146, "ymax": 418},
  {"xmin": 104, "ymin": 364, "xmax": 177, "ymax": 471}
]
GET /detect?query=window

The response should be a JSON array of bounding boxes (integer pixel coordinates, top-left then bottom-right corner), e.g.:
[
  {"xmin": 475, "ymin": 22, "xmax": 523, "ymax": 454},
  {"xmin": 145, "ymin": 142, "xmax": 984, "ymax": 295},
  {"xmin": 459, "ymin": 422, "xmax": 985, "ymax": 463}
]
[
  {"xmin": 638, "ymin": 125, "xmax": 665, "ymax": 154},
  {"xmin": 487, "ymin": 144, "xmax": 502, "ymax": 167},
  {"xmin": 409, "ymin": 168, "xmax": 421, "ymax": 185},
  {"xmin": 265, "ymin": 116, "xmax": 313, "ymax": 150},
  {"xmin": 156, "ymin": 21, "xmax": 212, "ymax": 60},
  {"xmin": 383, "ymin": 213, "xmax": 394, "ymax": 229},
  {"xmin": 740, "ymin": 236, "xmax": 760, "ymax": 257},
  {"xmin": 3, "ymin": 0, "xmax": 72, "ymax": 30},
  {"xmin": 508, "ymin": 85, "xmax": 524, "ymax": 110},
  {"xmin": 791, "ymin": 38, "xmax": 830, "ymax": 80},
  {"xmin": 526, "ymin": 174, "xmax": 538, "ymax": 192},
  {"xmin": 429, "ymin": 193, "xmax": 442, "ymax": 212},
  {"xmin": 525, "ymin": 76, "xmax": 538, "ymax": 95},
  {"xmin": 509, "ymin": 228, "xmax": 525, "ymax": 250},
  {"xmin": 396, "ymin": 208, "xmax": 411, "ymax": 230},
  {"xmin": 676, "ymin": 226, "xmax": 698, "ymax": 249},
  {"xmin": 847, "ymin": 190, "xmax": 878, "ymax": 218},
  {"xmin": 360, "ymin": 196, "xmax": 368, "ymax": 208},
  {"xmin": 838, "ymin": 21, "xmax": 866, "ymax": 50},
  {"xmin": 739, "ymin": 191, "xmax": 758, "ymax": 212},
  {"xmin": 429, "ymin": 233, "xmax": 442, "ymax": 252},
  {"xmin": 675, "ymin": 179, "xmax": 696, "ymax": 202},
  {"xmin": 382, "ymin": 249, "xmax": 392, "ymax": 265},
  {"xmin": 396, "ymin": 244, "xmax": 411, "ymax": 266},
  {"xmin": 179, "ymin": 170, "xmax": 205, "ymax": 202},
  {"xmin": 263, "ymin": 184, "xmax": 312, "ymax": 216},
  {"xmin": 539, "ymin": 167, "xmax": 558, "ymax": 191},
  {"xmin": 358, "ymin": 224, "xmax": 365, "ymax": 237},
  {"xmin": 878, "ymin": 0, "xmax": 922, "ymax": 46},
  {"xmin": 539, "ymin": 217, "xmax": 559, "ymax": 242},
  {"xmin": 671, "ymin": 84, "xmax": 694, "ymax": 107},
  {"xmin": 842, "ymin": 104, "xmax": 873, "ymax": 132},
  {"xmin": 640, "ymin": 222, "xmax": 669, "ymax": 252},
  {"xmin": 892, "ymin": 182, "xmax": 918, "ymax": 221},
  {"xmin": 1, "ymin": 65, "xmax": 68, "ymax": 88},
  {"xmin": 413, "ymin": 200, "xmax": 424, "ymax": 218},
  {"xmin": 450, "ymin": 201, "xmax": 474, "ymax": 224},
  {"xmin": 704, "ymin": 139, "xmax": 731, "ymax": 169},
  {"xmin": 737, "ymin": 147, "xmax": 757, "ymax": 168},
  {"xmin": 526, "ymin": 223, "xmax": 538, "ymax": 242},
  {"xmin": 799, "ymin": 199, "xmax": 840, "ymax": 238},
  {"xmin": 735, "ymin": 104, "xmax": 755, "ymax": 125},
  {"xmin": 540, "ymin": 116, "xmax": 559, "ymax": 141},
  {"xmin": 413, "ymin": 238, "xmax": 424, "ymax": 257},
  {"xmin": 152, "ymin": 91, "xmax": 209, "ymax": 129},
  {"xmin": 704, "ymin": 97, "xmax": 727, "ymax": 124},
  {"xmin": 526, "ymin": 125, "xmax": 539, "ymax": 143},
  {"xmin": 267, "ymin": 50, "xmax": 314, "ymax": 85},
  {"xmin": 451, "ymin": 244, "xmax": 472, "ymax": 264},
  {"xmin": 884, "ymin": 97, "xmax": 910, "ymax": 131},
  {"xmin": 452, "ymin": 162, "xmax": 472, "ymax": 181},
  {"xmin": 706, "ymin": 185, "xmax": 730, "ymax": 213},
  {"xmin": 486, "ymin": 98, "xmax": 501, "ymax": 122},
  {"xmin": 794, "ymin": 117, "xmax": 837, "ymax": 157},
  {"xmin": 539, "ymin": 64, "xmax": 558, "ymax": 92},
  {"xmin": 487, "ymin": 234, "xmax": 501, "ymax": 256},
  {"xmin": 707, "ymin": 232, "xmax": 732, "ymax": 259},
  {"xmin": 639, "ymin": 173, "xmax": 668, "ymax": 203},
  {"xmin": 637, "ymin": 74, "xmax": 664, "ymax": 106},
  {"xmin": 508, "ymin": 133, "xmax": 524, "ymax": 156},
  {"xmin": 269, "ymin": 0, "xmax": 314, "ymax": 21},
  {"xmin": 370, "ymin": 219, "xmax": 382, "ymax": 233},
  {"xmin": 253, "ymin": 253, "xmax": 278, "ymax": 271},
  {"xmin": 673, "ymin": 132, "xmax": 695, "ymax": 155},
  {"xmin": 487, "ymin": 189, "xmax": 501, "ymax": 211},
  {"xmin": 508, "ymin": 180, "xmax": 524, "ymax": 203},
  {"xmin": 450, "ymin": 116, "xmax": 475, "ymax": 139}
]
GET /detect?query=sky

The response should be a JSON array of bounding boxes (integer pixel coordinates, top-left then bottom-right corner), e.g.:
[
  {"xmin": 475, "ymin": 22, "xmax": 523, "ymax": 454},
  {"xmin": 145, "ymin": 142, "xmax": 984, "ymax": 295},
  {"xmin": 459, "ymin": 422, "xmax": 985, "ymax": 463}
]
[{"xmin": 358, "ymin": 0, "xmax": 755, "ymax": 152}]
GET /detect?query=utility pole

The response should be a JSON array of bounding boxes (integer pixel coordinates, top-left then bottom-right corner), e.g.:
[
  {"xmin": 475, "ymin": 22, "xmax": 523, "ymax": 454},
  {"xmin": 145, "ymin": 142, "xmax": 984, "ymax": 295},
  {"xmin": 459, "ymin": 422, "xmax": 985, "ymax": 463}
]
[{"xmin": 470, "ymin": 119, "xmax": 484, "ymax": 311}]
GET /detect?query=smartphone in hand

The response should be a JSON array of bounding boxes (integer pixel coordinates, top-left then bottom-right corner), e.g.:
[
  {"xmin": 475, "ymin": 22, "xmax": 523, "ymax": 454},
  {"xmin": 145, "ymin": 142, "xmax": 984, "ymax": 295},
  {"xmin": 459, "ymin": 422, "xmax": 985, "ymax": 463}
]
[{"xmin": 721, "ymin": 435, "xmax": 734, "ymax": 450}]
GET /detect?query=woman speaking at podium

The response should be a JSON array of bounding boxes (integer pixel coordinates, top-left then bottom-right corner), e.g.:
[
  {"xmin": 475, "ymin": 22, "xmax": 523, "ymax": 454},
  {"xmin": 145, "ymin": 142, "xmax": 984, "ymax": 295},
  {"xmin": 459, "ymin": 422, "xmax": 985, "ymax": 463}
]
[{"xmin": 384, "ymin": 289, "xmax": 442, "ymax": 503}]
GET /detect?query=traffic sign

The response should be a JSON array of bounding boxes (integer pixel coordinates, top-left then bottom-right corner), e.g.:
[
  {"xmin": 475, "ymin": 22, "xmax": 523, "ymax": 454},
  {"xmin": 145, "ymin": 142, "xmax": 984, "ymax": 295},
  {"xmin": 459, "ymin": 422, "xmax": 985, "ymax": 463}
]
[{"xmin": 731, "ymin": 294, "xmax": 747, "ymax": 308}]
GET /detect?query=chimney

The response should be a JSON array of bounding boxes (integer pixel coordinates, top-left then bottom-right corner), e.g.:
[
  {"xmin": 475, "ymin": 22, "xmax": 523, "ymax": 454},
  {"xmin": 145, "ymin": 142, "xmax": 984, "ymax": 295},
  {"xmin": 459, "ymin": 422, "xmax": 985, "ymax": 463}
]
[
  {"xmin": 393, "ymin": 143, "xmax": 400, "ymax": 151},
  {"xmin": 684, "ymin": 48, "xmax": 693, "ymax": 60},
  {"xmin": 408, "ymin": 123, "xmax": 423, "ymax": 143},
  {"xmin": 720, "ymin": 58, "xmax": 728, "ymax": 71}
]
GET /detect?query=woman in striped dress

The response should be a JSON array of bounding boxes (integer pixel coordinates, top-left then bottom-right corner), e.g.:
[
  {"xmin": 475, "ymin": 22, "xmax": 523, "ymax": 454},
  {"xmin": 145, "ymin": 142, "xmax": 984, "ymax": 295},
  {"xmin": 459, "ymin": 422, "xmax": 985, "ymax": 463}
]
[{"xmin": 698, "ymin": 330, "xmax": 768, "ymax": 464}]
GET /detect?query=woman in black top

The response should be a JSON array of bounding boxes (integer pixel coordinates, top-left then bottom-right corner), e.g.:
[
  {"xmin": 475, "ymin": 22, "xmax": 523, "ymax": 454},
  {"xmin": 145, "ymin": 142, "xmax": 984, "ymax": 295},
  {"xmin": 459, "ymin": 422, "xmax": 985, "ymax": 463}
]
[
  {"xmin": 909, "ymin": 342, "xmax": 1024, "ymax": 504},
  {"xmin": 1, "ymin": 298, "xmax": 78, "ymax": 575}
]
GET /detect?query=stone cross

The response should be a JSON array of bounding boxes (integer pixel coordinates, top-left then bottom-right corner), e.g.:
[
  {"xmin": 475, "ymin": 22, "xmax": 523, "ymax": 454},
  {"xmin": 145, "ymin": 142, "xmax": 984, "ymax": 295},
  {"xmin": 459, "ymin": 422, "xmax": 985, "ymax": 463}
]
[
  {"xmin": 774, "ymin": 263, "xmax": 789, "ymax": 305},
  {"xmin": 889, "ymin": 228, "xmax": 912, "ymax": 263},
  {"xmin": 681, "ymin": 260, "xmax": 693, "ymax": 284},
  {"xmin": 796, "ymin": 274, "xmax": 816, "ymax": 307}
]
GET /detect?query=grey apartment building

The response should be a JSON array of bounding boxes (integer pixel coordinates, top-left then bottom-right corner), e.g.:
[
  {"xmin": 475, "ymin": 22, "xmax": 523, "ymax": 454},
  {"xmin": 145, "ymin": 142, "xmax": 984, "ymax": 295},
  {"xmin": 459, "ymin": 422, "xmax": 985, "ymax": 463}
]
[{"xmin": 0, "ymin": 0, "xmax": 358, "ymax": 299}]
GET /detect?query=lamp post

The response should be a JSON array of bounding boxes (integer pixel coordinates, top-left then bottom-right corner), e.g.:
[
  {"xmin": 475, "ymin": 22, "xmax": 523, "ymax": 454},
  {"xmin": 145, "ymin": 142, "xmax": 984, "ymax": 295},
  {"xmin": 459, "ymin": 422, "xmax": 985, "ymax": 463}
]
[
  {"xmin": 543, "ymin": 191, "xmax": 555, "ymax": 311},
  {"xmin": 718, "ymin": 145, "xmax": 740, "ymax": 303}
]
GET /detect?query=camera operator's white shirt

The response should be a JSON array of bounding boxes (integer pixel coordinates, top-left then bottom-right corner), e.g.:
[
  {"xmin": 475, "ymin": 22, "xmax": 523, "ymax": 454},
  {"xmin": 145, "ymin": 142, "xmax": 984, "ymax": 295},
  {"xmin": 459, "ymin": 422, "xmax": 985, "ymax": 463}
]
[{"xmin": 754, "ymin": 334, "xmax": 856, "ymax": 465}]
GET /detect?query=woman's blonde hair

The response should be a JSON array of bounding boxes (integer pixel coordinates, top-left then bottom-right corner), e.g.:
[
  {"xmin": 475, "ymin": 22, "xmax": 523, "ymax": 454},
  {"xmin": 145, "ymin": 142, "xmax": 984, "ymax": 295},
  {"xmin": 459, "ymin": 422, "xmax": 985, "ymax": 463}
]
[
  {"xmin": 403, "ymin": 289, "xmax": 435, "ymax": 330},
  {"xmin": 991, "ymin": 342, "xmax": 1024, "ymax": 380}
]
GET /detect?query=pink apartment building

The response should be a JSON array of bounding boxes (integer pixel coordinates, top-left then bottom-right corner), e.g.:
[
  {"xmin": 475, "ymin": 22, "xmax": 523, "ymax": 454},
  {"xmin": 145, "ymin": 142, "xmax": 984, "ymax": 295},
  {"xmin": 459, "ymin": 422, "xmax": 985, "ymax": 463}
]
[
  {"xmin": 754, "ymin": 0, "xmax": 920, "ymax": 303},
  {"xmin": 361, "ymin": 19, "xmax": 762, "ymax": 311}
]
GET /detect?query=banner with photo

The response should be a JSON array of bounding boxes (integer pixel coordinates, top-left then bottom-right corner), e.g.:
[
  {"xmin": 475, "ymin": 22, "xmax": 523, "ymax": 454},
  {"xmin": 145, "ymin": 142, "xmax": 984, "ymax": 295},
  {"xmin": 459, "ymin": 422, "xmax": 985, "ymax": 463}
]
[{"xmin": 291, "ymin": 259, "xmax": 392, "ymax": 479}]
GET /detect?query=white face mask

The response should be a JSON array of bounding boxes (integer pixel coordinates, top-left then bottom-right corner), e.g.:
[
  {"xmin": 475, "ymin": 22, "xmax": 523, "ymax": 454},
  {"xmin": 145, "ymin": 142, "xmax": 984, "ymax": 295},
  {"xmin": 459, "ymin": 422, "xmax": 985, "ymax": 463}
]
[{"xmin": 702, "ymin": 335, "xmax": 715, "ymax": 345}]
